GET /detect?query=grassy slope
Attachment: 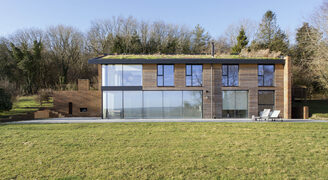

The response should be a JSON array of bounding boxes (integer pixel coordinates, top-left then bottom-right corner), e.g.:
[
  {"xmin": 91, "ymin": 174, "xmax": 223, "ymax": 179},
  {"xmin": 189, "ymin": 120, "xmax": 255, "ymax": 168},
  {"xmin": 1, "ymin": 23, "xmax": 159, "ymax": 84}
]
[
  {"xmin": 0, "ymin": 123, "xmax": 327, "ymax": 179},
  {"xmin": 0, "ymin": 96, "xmax": 52, "ymax": 118}
]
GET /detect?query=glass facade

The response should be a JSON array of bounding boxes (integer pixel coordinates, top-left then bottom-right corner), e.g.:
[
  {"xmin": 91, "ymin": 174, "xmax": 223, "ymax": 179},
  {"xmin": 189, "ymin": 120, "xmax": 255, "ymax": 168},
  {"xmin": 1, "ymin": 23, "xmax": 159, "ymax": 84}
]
[
  {"xmin": 102, "ymin": 64, "xmax": 142, "ymax": 86},
  {"xmin": 144, "ymin": 91, "xmax": 163, "ymax": 118},
  {"xmin": 258, "ymin": 65, "xmax": 274, "ymax": 86},
  {"xmin": 258, "ymin": 90, "xmax": 275, "ymax": 115},
  {"xmin": 123, "ymin": 91, "xmax": 143, "ymax": 118},
  {"xmin": 157, "ymin": 65, "xmax": 174, "ymax": 86},
  {"xmin": 103, "ymin": 91, "xmax": 123, "ymax": 119},
  {"xmin": 102, "ymin": 90, "xmax": 202, "ymax": 119},
  {"xmin": 222, "ymin": 91, "xmax": 248, "ymax": 118},
  {"xmin": 222, "ymin": 65, "xmax": 239, "ymax": 86}
]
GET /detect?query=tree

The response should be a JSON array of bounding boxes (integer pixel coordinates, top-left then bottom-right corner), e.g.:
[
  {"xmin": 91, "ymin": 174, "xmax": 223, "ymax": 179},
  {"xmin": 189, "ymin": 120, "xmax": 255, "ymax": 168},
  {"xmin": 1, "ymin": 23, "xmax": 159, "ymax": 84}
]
[
  {"xmin": 231, "ymin": 27, "xmax": 248, "ymax": 54},
  {"xmin": 292, "ymin": 23, "xmax": 322, "ymax": 94},
  {"xmin": 0, "ymin": 88, "xmax": 12, "ymax": 112},
  {"xmin": 252, "ymin": 10, "xmax": 289, "ymax": 54},
  {"xmin": 306, "ymin": 2, "xmax": 328, "ymax": 90},
  {"xmin": 10, "ymin": 40, "xmax": 42, "ymax": 94},
  {"xmin": 191, "ymin": 24, "xmax": 210, "ymax": 54},
  {"xmin": 46, "ymin": 25, "xmax": 84, "ymax": 85}
]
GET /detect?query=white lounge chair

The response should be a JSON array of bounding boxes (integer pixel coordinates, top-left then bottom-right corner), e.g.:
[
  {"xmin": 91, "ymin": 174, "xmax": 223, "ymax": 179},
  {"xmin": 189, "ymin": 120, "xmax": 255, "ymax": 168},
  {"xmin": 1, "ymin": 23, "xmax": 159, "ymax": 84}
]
[
  {"xmin": 269, "ymin": 110, "xmax": 281, "ymax": 121},
  {"xmin": 254, "ymin": 109, "xmax": 271, "ymax": 121}
]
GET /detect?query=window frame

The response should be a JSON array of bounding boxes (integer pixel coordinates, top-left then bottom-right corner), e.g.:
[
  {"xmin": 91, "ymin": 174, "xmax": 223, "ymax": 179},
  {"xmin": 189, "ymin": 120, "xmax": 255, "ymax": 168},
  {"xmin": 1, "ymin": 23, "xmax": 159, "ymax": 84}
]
[
  {"xmin": 186, "ymin": 64, "xmax": 203, "ymax": 87},
  {"xmin": 258, "ymin": 64, "xmax": 275, "ymax": 87},
  {"xmin": 157, "ymin": 64, "xmax": 175, "ymax": 87},
  {"xmin": 222, "ymin": 64, "xmax": 239, "ymax": 87},
  {"xmin": 258, "ymin": 90, "xmax": 275, "ymax": 115}
]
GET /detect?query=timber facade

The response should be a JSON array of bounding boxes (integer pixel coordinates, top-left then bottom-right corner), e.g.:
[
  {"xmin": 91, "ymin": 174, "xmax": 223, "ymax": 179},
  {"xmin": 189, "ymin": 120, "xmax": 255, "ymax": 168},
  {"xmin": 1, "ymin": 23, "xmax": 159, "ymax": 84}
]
[{"xmin": 52, "ymin": 56, "xmax": 292, "ymax": 119}]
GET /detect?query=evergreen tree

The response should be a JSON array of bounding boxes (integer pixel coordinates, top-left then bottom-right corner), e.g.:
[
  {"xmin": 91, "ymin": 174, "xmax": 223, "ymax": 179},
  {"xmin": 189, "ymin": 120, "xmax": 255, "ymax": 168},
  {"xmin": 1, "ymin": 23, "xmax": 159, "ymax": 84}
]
[
  {"xmin": 231, "ymin": 27, "xmax": 248, "ymax": 54},
  {"xmin": 191, "ymin": 24, "xmax": 210, "ymax": 54},
  {"xmin": 129, "ymin": 31, "xmax": 142, "ymax": 54},
  {"xmin": 10, "ymin": 40, "xmax": 42, "ymax": 94},
  {"xmin": 252, "ymin": 10, "xmax": 289, "ymax": 54}
]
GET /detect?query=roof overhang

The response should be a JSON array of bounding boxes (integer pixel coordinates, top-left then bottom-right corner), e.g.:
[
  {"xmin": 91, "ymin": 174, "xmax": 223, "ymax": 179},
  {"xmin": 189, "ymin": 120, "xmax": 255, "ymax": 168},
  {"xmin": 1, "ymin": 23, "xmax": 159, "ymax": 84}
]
[{"xmin": 88, "ymin": 57, "xmax": 285, "ymax": 65}]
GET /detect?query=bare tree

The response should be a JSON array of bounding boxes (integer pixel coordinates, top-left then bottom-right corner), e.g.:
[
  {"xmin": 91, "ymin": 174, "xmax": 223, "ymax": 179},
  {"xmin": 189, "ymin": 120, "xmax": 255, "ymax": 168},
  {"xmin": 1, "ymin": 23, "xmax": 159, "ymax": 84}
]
[
  {"xmin": 308, "ymin": 2, "xmax": 328, "ymax": 89},
  {"xmin": 45, "ymin": 25, "xmax": 85, "ymax": 84}
]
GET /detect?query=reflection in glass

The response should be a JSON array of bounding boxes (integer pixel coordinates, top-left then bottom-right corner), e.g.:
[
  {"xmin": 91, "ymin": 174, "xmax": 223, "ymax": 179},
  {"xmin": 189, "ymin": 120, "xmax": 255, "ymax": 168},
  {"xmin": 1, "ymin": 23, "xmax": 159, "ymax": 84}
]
[
  {"xmin": 258, "ymin": 65, "xmax": 274, "ymax": 86},
  {"xmin": 108, "ymin": 65, "xmax": 123, "ymax": 86},
  {"xmin": 144, "ymin": 91, "xmax": 163, "ymax": 118},
  {"xmin": 103, "ymin": 91, "xmax": 123, "ymax": 119},
  {"xmin": 258, "ymin": 90, "xmax": 275, "ymax": 115},
  {"xmin": 124, "ymin": 91, "xmax": 143, "ymax": 118},
  {"xmin": 123, "ymin": 65, "xmax": 142, "ymax": 86},
  {"xmin": 164, "ymin": 65, "xmax": 174, "ymax": 86},
  {"xmin": 192, "ymin": 65, "xmax": 203, "ymax": 86},
  {"xmin": 163, "ymin": 91, "xmax": 182, "ymax": 118},
  {"xmin": 222, "ymin": 91, "xmax": 248, "ymax": 118},
  {"xmin": 183, "ymin": 91, "xmax": 202, "ymax": 118},
  {"xmin": 222, "ymin": 65, "xmax": 238, "ymax": 86}
]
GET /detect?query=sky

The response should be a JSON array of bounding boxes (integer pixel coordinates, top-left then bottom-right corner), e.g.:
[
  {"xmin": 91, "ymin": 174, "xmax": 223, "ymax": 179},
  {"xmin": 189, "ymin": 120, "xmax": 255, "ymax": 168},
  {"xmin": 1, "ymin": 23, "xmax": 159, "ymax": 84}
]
[{"xmin": 0, "ymin": 0, "xmax": 324, "ymax": 41}]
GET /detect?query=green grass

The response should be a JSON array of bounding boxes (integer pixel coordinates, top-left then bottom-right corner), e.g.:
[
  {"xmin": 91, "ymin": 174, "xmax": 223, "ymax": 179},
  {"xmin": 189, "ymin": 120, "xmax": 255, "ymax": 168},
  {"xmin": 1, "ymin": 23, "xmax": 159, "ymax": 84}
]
[
  {"xmin": 0, "ymin": 123, "xmax": 327, "ymax": 179},
  {"xmin": 100, "ymin": 54, "xmax": 281, "ymax": 59},
  {"xmin": 0, "ymin": 96, "xmax": 53, "ymax": 118}
]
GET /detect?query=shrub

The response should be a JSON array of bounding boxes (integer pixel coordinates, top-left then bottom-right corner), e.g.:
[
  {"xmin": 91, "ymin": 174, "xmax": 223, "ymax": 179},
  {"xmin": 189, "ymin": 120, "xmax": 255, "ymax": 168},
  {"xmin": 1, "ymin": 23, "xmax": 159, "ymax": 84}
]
[{"xmin": 0, "ymin": 88, "xmax": 13, "ymax": 112}]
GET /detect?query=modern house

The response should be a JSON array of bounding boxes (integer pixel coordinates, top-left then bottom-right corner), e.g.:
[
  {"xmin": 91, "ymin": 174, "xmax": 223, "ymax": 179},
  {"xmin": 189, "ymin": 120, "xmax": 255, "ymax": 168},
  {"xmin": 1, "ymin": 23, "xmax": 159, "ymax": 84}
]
[{"xmin": 52, "ymin": 55, "xmax": 291, "ymax": 119}]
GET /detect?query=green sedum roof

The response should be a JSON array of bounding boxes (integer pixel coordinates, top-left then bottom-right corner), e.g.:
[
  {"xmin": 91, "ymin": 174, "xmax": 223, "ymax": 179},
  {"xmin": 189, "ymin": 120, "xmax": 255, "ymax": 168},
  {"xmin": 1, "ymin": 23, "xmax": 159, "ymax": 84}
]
[{"xmin": 99, "ymin": 54, "xmax": 280, "ymax": 60}]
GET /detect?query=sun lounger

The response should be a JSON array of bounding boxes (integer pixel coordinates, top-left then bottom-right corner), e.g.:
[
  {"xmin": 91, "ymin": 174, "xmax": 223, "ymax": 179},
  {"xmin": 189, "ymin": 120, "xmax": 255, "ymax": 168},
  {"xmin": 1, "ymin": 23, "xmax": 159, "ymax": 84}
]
[
  {"xmin": 254, "ymin": 109, "xmax": 271, "ymax": 121},
  {"xmin": 269, "ymin": 110, "xmax": 281, "ymax": 121}
]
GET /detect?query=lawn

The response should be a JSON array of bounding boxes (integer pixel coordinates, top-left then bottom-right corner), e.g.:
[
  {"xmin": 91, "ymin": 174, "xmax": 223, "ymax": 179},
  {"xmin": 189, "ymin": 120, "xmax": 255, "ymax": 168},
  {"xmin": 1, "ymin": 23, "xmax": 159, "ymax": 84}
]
[
  {"xmin": 0, "ymin": 96, "xmax": 53, "ymax": 119},
  {"xmin": 0, "ymin": 123, "xmax": 327, "ymax": 179}
]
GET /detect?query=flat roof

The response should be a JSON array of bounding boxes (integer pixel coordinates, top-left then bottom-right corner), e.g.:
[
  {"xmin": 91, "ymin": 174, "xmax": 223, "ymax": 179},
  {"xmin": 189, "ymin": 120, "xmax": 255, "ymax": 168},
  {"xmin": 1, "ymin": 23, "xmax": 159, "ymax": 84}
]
[{"xmin": 88, "ymin": 54, "xmax": 285, "ymax": 65}]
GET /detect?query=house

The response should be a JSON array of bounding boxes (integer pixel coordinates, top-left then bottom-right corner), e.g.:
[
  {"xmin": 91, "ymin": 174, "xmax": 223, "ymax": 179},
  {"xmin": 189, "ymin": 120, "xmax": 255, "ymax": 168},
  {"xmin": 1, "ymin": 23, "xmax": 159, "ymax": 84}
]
[{"xmin": 52, "ymin": 55, "xmax": 291, "ymax": 119}]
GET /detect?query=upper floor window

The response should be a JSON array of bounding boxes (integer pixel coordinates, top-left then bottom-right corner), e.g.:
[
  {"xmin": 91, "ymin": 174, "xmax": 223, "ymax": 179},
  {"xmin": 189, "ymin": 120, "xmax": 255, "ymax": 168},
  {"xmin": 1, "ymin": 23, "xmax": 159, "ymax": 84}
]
[
  {"xmin": 258, "ymin": 65, "xmax": 274, "ymax": 86},
  {"xmin": 222, "ymin": 65, "xmax": 239, "ymax": 86},
  {"xmin": 186, "ymin": 65, "xmax": 203, "ymax": 86},
  {"xmin": 102, "ymin": 64, "xmax": 142, "ymax": 86},
  {"xmin": 157, "ymin": 65, "xmax": 174, "ymax": 86}
]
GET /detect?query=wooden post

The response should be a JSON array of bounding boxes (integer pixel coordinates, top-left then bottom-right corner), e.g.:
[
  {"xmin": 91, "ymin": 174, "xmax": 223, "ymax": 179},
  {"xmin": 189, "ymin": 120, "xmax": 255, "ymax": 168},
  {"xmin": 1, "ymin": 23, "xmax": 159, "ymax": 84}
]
[{"xmin": 303, "ymin": 106, "xmax": 309, "ymax": 119}]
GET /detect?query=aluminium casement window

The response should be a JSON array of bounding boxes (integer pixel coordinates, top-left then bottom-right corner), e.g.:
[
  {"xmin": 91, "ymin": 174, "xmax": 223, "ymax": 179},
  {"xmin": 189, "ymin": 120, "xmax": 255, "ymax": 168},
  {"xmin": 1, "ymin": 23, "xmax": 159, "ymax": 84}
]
[
  {"xmin": 186, "ymin": 65, "xmax": 203, "ymax": 87},
  {"xmin": 222, "ymin": 65, "xmax": 239, "ymax": 86},
  {"xmin": 258, "ymin": 90, "xmax": 275, "ymax": 115},
  {"xmin": 157, "ymin": 65, "xmax": 174, "ymax": 86},
  {"xmin": 258, "ymin": 65, "xmax": 274, "ymax": 86}
]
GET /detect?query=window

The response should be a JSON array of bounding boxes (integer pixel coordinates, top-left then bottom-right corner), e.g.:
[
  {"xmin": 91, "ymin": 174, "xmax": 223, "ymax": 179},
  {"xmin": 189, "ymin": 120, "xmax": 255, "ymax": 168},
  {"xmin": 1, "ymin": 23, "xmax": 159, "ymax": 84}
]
[
  {"xmin": 258, "ymin": 65, "xmax": 274, "ymax": 86},
  {"xmin": 258, "ymin": 90, "xmax": 275, "ymax": 115},
  {"xmin": 143, "ymin": 91, "xmax": 163, "ymax": 118},
  {"xmin": 103, "ymin": 91, "xmax": 123, "ymax": 119},
  {"xmin": 102, "ymin": 64, "xmax": 142, "ymax": 86},
  {"xmin": 186, "ymin": 65, "xmax": 203, "ymax": 86},
  {"xmin": 157, "ymin": 65, "xmax": 174, "ymax": 86},
  {"xmin": 123, "ymin": 65, "xmax": 143, "ymax": 86},
  {"xmin": 163, "ymin": 91, "xmax": 183, "ymax": 118},
  {"xmin": 102, "ymin": 90, "xmax": 203, "ymax": 119},
  {"xmin": 183, "ymin": 91, "xmax": 203, "ymax": 118},
  {"xmin": 123, "ymin": 91, "xmax": 143, "ymax": 119},
  {"xmin": 222, "ymin": 91, "xmax": 248, "ymax": 118},
  {"xmin": 222, "ymin": 65, "xmax": 239, "ymax": 86}
]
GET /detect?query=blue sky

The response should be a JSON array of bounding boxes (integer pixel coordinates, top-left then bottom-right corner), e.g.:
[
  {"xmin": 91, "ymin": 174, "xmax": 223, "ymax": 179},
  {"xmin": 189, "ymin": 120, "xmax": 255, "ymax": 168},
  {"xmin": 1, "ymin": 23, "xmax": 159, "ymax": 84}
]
[{"xmin": 0, "ymin": 0, "xmax": 324, "ymax": 40}]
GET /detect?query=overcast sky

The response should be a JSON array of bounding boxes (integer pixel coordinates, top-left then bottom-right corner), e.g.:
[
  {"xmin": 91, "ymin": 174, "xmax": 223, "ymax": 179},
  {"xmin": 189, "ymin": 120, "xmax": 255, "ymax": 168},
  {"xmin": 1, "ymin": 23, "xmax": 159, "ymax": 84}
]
[{"xmin": 0, "ymin": 0, "xmax": 324, "ymax": 41}]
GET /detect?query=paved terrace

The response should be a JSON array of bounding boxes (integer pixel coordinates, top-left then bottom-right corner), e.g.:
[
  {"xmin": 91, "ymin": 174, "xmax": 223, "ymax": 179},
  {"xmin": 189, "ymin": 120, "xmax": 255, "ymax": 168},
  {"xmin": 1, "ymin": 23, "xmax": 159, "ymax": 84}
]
[{"xmin": 3, "ymin": 117, "xmax": 327, "ymax": 124}]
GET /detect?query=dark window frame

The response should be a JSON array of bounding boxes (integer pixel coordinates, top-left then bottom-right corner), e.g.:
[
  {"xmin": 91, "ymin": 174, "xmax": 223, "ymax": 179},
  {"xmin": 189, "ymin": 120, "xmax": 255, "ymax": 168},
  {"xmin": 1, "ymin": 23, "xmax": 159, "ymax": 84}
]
[
  {"xmin": 258, "ymin": 64, "xmax": 275, "ymax": 87},
  {"xmin": 186, "ymin": 64, "xmax": 203, "ymax": 87},
  {"xmin": 258, "ymin": 90, "xmax": 275, "ymax": 115},
  {"xmin": 157, "ymin": 64, "xmax": 175, "ymax": 87},
  {"xmin": 222, "ymin": 64, "xmax": 239, "ymax": 87}
]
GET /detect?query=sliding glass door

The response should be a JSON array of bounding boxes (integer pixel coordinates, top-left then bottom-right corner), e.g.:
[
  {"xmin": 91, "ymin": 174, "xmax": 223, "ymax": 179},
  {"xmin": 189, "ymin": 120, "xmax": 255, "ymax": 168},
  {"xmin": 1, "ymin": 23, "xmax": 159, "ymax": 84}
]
[{"xmin": 222, "ymin": 91, "xmax": 248, "ymax": 118}]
